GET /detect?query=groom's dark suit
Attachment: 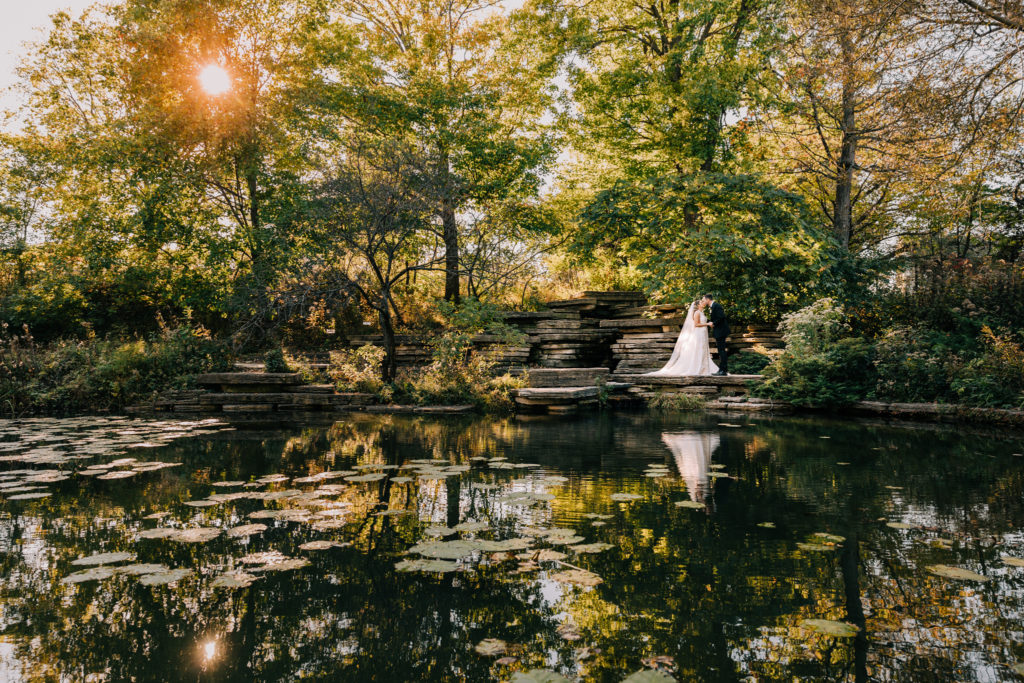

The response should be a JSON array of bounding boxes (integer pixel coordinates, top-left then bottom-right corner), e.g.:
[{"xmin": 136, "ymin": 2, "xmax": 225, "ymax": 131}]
[{"xmin": 708, "ymin": 301, "xmax": 730, "ymax": 373}]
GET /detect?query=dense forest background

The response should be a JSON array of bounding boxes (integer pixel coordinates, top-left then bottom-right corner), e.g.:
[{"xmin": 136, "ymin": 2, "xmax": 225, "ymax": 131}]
[{"xmin": 1, "ymin": 0, "xmax": 1023, "ymax": 411}]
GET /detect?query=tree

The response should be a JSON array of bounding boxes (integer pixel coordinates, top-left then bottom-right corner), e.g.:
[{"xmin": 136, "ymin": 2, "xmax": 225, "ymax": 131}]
[
  {"xmin": 337, "ymin": 0, "xmax": 556, "ymax": 302},
  {"xmin": 304, "ymin": 141, "xmax": 442, "ymax": 380}
]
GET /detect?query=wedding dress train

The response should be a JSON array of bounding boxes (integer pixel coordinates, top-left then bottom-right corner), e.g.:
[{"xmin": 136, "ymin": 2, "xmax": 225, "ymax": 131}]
[{"xmin": 645, "ymin": 302, "xmax": 719, "ymax": 376}]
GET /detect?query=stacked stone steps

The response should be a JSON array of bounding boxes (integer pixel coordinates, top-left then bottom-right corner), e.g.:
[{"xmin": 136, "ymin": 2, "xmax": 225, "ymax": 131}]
[
  {"xmin": 143, "ymin": 373, "xmax": 374, "ymax": 415},
  {"xmin": 513, "ymin": 367, "xmax": 634, "ymax": 415},
  {"xmin": 614, "ymin": 373, "xmax": 763, "ymax": 400}
]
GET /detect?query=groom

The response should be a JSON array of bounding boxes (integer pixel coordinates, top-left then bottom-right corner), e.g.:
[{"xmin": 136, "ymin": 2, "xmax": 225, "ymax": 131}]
[{"xmin": 703, "ymin": 294, "xmax": 729, "ymax": 376}]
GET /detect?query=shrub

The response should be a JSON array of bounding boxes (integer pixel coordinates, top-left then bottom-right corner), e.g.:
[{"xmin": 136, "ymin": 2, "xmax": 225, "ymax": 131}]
[
  {"xmin": 728, "ymin": 348, "xmax": 775, "ymax": 375},
  {"xmin": 777, "ymin": 298, "xmax": 851, "ymax": 356},
  {"xmin": 0, "ymin": 322, "xmax": 231, "ymax": 416},
  {"xmin": 757, "ymin": 337, "xmax": 875, "ymax": 407},
  {"xmin": 872, "ymin": 326, "xmax": 954, "ymax": 402},
  {"xmin": 328, "ymin": 345, "xmax": 388, "ymax": 395},
  {"xmin": 647, "ymin": 392, "xmax": 706, "ymax": 412},
  {"xmin": 949, "ymin": 327, "xmax": 1024, "ymax": 408},
  {"xmin": 264, "ymin": 348, "xmax": 291, "ymax": 373}
]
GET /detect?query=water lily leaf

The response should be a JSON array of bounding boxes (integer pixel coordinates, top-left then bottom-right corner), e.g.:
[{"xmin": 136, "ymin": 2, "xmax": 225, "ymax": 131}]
[
  {"xmin": 62, "ymin": 567, "xmax": 117, "ymax": 584},
  {"xmin": 299, "ymin": 540, "xmax": 350, "ymax": 550},
  {"xmin": 454, "ymin": 521, "xmax": 490, "ymax": 533},
  {"xmin": 408, "ymin": 540, "xmax": 480, "ymax": 560},
  {"xmin": 812, "ymin": 533, "xmax": 845, "ymax": 544},
  {"xmin": 172, "ymin": 528, "xmax": 222, "ymax": 543},
  {"xmin": 138, "ymin": 568, "xmax": 191, "ymax": 586},
  {"xmin": 509, "ymin": 669, "xmax": 572, "ymax": 683},
  {"xmin": 622, "ymin": 671, "xmax": 677, "ymax": 682},
  {"xmin": 424, "ymin": 526, "xmax": 457, "ymax": 537},
  {"xmin": 555, "ymin": 624, "xmax": 581, "ymax": 640},
  {"xmin": 117, "ymin": 563, "xmax": 169, "ymax": 576},
  {"xmin": 346, "ymin": 473, "xmax": 387, "ymax": 482},
  {"xmin": 479, "ymin": 538, "xmax": 534, "ymax": 552},
  {"xmin": 183, "ymin": 499, "xmax": 219, "ymax": 508},
  {"xmin": 138, "ymin": 528, "xmax": 181, "ymax": 540},
  {"xmin": 707, "ymin": 472, "xmax": 730, "ymax": 479},
  {"xmin": 1002, "ymin": 556, "xmax": 1024, "ymax": 568},
  {"xmin": 644, "ymin": 471, "xmax": 669, "ymax": 478},
  {"xmin": 797, "ymin": 542, "xmax": 836, "ymax": 552},
  {"xmin": 211, "ymin": 571, "xmax": 259, "ymax": 588},
  {"xmin": 675, "ymin": 501, "xmax": 705, "ymax": 509},
  {"xmin": 567, "ymin": 543, "xmax": 613, "ymax": 554},
  {"xmin": 550, "ymin": 569, "xmax": 603, "ymax": 587},
  {"xmin": 6, "ymin": 492, "xmax": 51, "ymax": 500},
  {"xmin": 71, "ymin": 551, "xmax": 135, "ymax": 566},
  {"xmin": 886, "ymin": 522, "xmax": 918, "ymax": 530},
  {"xmin": 584, "ymin": 513, "xmax": 612, "ymax": 520},
  {"xmin": 610, "ymin": 493, "xmax": 642, "ymax": 502},
  {"xmin": 212, "ymin": 481, "xmax": 246, "ymax": 488},
  {"xmin": 518, "ymin": 549, "xmax": 567, "ymax": 562},
  {"xmin": 471, "ymin": 483, "xmax": 499, "ymax": 490},
  {"xmin": 927, "ymin": 564, "xmax": 990, "ymax": 582},
  {"xmin": 250, "ymin": 558, "xmax": 310, "ymax": 572},
  {"xmin": 800, "ymin": 619, "xmax": 860, "ymax": 637},
  {"xmin": 757, "ymin": 522, "xmax": 776, "ymax": 529},
  {"xmin": 395, "ymin": 558, "xmax": 459, "ymax": 573},
  {"xmin": 474, "ymin": 638, "xmax": 507, "ymax": 656},
  {"xmin": 375, "ymin": 508, "xmax": 410, "ymax": 517},
  {"xmin": 225, "ymin": 524, "xmax": 268, "ymax": 538},
  {"xmin": 391, "ymin": 477, "xmax": 413, "ymax": 484},
  {"xmin": 1012, "ymin": 663, "xmax": 1024, "ymax": 675},
  {"xmin": 97, "ymin": 471, "xmax": 137, "ymax": 480}
]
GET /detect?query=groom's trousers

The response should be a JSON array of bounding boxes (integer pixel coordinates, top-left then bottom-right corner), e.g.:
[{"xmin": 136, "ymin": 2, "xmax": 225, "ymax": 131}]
[{"xmin": 715, "ymin": 337, "xmax": 728, "ymax": 373}]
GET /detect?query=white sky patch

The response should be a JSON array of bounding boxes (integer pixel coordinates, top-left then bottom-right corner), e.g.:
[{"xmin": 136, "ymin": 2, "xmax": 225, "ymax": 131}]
[{"xmin": 0, "ymin": 1, "xmax": 100, "ymax": 113}]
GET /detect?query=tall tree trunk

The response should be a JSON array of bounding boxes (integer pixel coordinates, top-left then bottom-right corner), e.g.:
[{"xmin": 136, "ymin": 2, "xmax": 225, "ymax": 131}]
[
  {"xmin": 442, "ymin": 199, "xmax": 460, "ymax": 302},
  {"xmin": 439, "ymin": 146, "xmax": 460, "ymax": 302},
  {"xmin": 834, "ymin": 37, "xmax": 857, "ymax": 250},
  {"xmin": 379, "ymin": 297, "xmax": 397, "ymax": 382}
]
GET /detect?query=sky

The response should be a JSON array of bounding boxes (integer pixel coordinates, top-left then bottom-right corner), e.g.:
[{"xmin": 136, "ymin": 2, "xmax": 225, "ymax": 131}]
[{"xmin": 1, "ymin": 1, "xmax": 97, "ymax": 113}]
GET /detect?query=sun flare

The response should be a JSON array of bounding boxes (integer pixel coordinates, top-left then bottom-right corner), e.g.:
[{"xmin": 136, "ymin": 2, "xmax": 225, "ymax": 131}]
[{"xmin": 198, "ymin": 64, "xmax": 231, "ymax": 96}]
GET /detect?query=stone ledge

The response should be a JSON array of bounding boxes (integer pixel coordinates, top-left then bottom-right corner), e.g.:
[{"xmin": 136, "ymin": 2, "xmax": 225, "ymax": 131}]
[
  {"xmin": 614, "ymin": 374, "xmax": 763, "ymax": 386},
  {"xmin": 195, "ymin": 372, "xmax": 303, "ymax": 386},
  {"xmin": 847, "ymin": 401, "xmax": 1024, "ymax": 424}
]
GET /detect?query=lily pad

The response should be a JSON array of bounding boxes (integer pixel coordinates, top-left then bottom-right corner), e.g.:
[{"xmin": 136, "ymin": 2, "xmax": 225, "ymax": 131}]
[
  {"xmin": 927, "ymin": 564, "xmax": 990, "ymax": 582},
  {"xmin": 567, "ymin": 543, "xmax": 613, "ymax": 554},
  {"xmin": 474, "ymin": 638, "xmax": 507, "ymax": 656},
  {"xmin": 1002, "ymin": 556, "xmax": 1024, "ymax": 568},
  {"xmin": 225, "ymin": 524, "xmax": 268, "ymax": 538},
  {"xmin": 183, "ymin": 499, "xmax": 219, "ymax": 508},
  {"xmin": 172, "ymin": 528, "xmax": 222, "ymax": 543},
  {"xmin": 622, "ymin": 671, "xmax": 677, "ymax": 683},
  {"xmin": 394, "ymin": 558, "xmax": 460, "ymax": 573},
  {"xmin": 346, "ymin": 473, "xmax": 387, "ymax": 482},
  {"xmin": 138, "ymin": 527, "xmax": 181, "ymax": 540},
  {"xmin": 409, "ymin": 539, "xmax": 480, "ymax": 560},
  {"xmin": 757, "ymin": 522, "xmax": 776, "ymax": 529},
  {"xmin": 138, "ymin": 568, "xmax": 191, "ymax": 586},
  {"xmin": 550, "ymin": 569, "xmax": 603, "ymax": 587},
  {"xmin": 610, "ymin": 493, "xmax": 642, "ymax": 502},
  {"xmin": 454, "ymin": 521, "xmax": 490, "ymax": 533},
  {"xmin": 62, "ymin": 567, "xmax": 117, "ymax": 584},
  {"xmin": 886, "ymin": 522, "xmax": 918, "ymax": 530},
  {"xmin": 811, "ymin": 532, "xmax": 845, "ymax": 544},
  {"xmin": 800, "ymin": 619, "xmax": 860, "ymax": 638},
  {"xmin": 797, "ymin": 542, "xmax": 836, "ymax": 552},
  {"xmin": 117, "ymin": 563, "xmax": 170, "ymax": 576},
  {"xmin": 211, "ymin": 571, "xmax": 259, "ymax": 588},
  {"xmin": 675, "ymin": 500, "xmax": 705, "ymax": 509},
  {"xmin": 510, "ymin": 670, "xmax": 572, "ymax": 683},
  {"xmin": 71, "ymin": 551, "xmax": 135, "ymax": 566},
  {"xmin": 250, "ymin": 558, "xmax": 310, "ymax": 572},
  {"xmin": 6, "ymin": 492, "xmax": 51, "ymax": 500},
  {"xmin": 97, "ymin": 471, "xmax": 137, "ymax": 480},
  {"xmin": 299, "ymin": 540, "xmax": 350, "ymax": 550},
  {"xmin": 212, "ymin": 481, "xmax": 246, "ymax": 488}
]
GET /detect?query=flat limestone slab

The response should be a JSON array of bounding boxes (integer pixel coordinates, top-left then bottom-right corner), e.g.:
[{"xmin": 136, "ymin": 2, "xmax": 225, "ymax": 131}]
[
  {"xmin": 527, "ymin": 368, "xmax": 610, "ymax": 388},
  {"xmin": 599, "ymin": 317, "xmax": 685, "ymax": 329},
  {"xmin": 196, "ymin": 373, "xmax": 303, "ymax": 386},
  {"xmin": 614, "ymin": 374, "xmax": 762, "ymax": 387},
  {"xmin": 514, "ymin": 386, "xmax": 602, "ymax": 400}
]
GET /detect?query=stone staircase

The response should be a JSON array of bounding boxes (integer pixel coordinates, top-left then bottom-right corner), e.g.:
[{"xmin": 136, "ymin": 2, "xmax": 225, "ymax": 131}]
[{"xmin": 139, "ymin": 372, "xmax": 374, "ymax": 415}]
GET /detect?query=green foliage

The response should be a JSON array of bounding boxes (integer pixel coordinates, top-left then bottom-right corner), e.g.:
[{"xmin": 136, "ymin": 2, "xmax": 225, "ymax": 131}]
[
  {"xmin": 872, "ymin": 326, "xmax": 954, "ymax": 402},
  {"xmin": 576, "ymin": 174, "xmax": 837, "ymax": 322},
  {"xmin": 328, "ymin": 345, "xmax": 389, "ymax": 396},
  {"xmin": 264, "ymin": 349, "xmax": 290, "ymax": 373},
  {"xmin": 728, "ymin": 349, "xmax": 775, "ymax": 375},
  {"xmin": 0, "ymin": 323, "xmax": 231, "ymax": 417},
  {"xmin": 647, "ymin": 392, "xmax": 706, "ymax": 412},
  {"xmin": 756, "ymin": 300, "xmax": 875, "ymax": 407},
  {"xmin": 949, "ymin": 327, "xmax": 1024, "ymax": 408}
]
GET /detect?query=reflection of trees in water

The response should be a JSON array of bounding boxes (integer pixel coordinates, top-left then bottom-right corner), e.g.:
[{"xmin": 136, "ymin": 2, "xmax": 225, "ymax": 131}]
[{"xmin": 2, "ymin": 414, "xmax": 1024, "ymax": 680}]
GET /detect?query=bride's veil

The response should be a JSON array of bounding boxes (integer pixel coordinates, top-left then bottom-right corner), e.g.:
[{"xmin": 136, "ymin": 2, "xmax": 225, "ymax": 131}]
[{"xmin": 646, "ymin": 300, "xmax": 697, "ymax": 375}]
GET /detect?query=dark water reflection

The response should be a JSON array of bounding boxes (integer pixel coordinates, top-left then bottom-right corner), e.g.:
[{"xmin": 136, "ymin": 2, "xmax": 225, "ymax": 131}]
[{"xmin": 1, "ymin": 411, "xmax": 1024, "ymax": 682}]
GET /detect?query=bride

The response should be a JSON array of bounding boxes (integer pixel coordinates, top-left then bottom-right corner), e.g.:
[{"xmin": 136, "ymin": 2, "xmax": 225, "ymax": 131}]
[{"xmin": 645, "ymin": 299, "xmax": 719, "ymax": 376}]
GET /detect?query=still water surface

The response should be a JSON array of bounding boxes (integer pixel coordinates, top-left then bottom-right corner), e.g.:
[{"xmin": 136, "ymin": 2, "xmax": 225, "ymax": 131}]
[{"xmin": 1, "ymin": 411, "xmax": 1024, "ymax": 682}]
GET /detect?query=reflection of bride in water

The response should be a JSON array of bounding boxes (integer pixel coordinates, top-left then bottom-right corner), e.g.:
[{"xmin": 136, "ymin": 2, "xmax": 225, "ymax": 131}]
[{"xmin": 662, "ymin": 432, "xmax": 720, "ymax": 502}]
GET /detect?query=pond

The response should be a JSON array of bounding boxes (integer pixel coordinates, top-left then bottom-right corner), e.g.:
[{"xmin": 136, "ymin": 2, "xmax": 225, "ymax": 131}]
[{"xmin": 1, "ymin": 411, "xmax": 1023, "ymax": 682}]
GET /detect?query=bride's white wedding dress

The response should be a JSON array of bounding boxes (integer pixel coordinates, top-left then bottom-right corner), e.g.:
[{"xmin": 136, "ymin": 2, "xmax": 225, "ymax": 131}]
[{"xmin": 646, "ymin": 303, "xmax": 719, "ymax": 376}]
